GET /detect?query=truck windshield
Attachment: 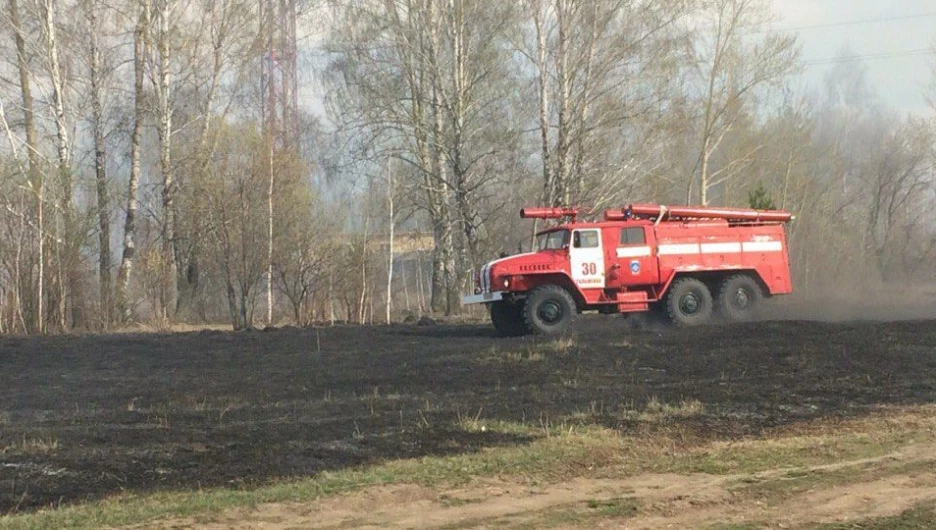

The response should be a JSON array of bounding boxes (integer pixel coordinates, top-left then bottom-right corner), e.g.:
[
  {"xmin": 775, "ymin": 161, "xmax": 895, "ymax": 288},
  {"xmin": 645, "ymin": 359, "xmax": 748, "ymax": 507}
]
[{"xmin": 535, "ymin": 230, "xmax": 570, "ymax": 251}]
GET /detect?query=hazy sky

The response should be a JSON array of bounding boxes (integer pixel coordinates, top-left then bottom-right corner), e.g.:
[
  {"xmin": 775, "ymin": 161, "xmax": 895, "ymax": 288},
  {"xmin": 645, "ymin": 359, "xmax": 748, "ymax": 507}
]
[{"xmin": 773, "ymin": 0, "xmax": 935, "ymax": 115}]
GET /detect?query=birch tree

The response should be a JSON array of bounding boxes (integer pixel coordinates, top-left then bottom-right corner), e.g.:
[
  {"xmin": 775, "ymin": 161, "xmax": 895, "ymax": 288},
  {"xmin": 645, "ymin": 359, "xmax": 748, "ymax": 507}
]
[
  {"xmin": 325, "ymin": 0, "xmax": 460, "ymax": 314},
  {"xmin": 116, "ymin": 1, "xmax": 150, "ymax": 322},
  {"xmin": 523, "ymin": 0, "xmax": 688, "ymax": 209},
  {"xmin": 6, "ymin": 0, "xmax": 43, "ymax": 332},
  {"xmin": 153, "ymin": 0, "xmax": 177, "ymax": 322},
  {"xmin": 83, "ymin": 0, "xmax": 113, "ymax": 324},
  {"xmin": 687, "ymin": 0, "xmax": 798, "ymax": 205},
  {"xmin": 385, "ymin": 159, "xmax": 395, "ymax": 325},
  {"xmin": 40, "ymin": 0, "xmax": 86, "ymax": 330}
]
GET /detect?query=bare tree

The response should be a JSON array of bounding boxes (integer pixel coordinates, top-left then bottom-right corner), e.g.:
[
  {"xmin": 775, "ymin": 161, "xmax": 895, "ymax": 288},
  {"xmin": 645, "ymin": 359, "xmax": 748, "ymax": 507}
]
[
  {"xmin": 686, "ymin": 0, "xmax": 798, "ymax": 206},
  {"xmin": 861, "ymin": 119, "xmax": 935, "ymax": 279},
  {"xmin": 117, "ymin": 1, "xmax": 150, "ymax": 323},
  {"xmin": 83, "ymin": 0, "xmax": 113, "ymax": 324},
  {"xmin": 325, "ymin": 0, "xmax": 459, "ymax": 314},
  {"xmin": 6, "ymin": 0, "xmax": 43, "ymax": 332},
  {"xmin": 385, "ymin": 159, "xmax": 395, "ymax": 324},
  {"xmin": 201, "ymin": 122, "xmax": 283, "ymax": 329},
  {"xmin": 153, "ymin": 0, "xmax": 177, "ymax": 322},
  {"xmin": 38, "ymin": 0, "xmax": 87, "ymax": 330},
  {"xmin": 0, "ymin": 0, "xmax": 933, "ymax": 335},
  {"xmin": 521, "ymin": 0, "xmax": 688, "ymax": 212}
]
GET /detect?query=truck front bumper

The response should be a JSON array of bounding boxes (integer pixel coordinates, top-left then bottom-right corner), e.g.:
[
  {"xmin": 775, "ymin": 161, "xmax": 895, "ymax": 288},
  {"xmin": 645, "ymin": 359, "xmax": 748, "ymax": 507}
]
[{"xmin": 460, "ymin": 291, "xmax": 504, "ymax": 306}]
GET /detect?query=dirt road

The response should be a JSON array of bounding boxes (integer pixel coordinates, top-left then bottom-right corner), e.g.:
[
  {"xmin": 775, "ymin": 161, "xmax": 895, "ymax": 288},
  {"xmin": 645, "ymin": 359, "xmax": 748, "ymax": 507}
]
[{"xmin": 140, "ymin": 439, "xmax": 936, "ymax": 529}]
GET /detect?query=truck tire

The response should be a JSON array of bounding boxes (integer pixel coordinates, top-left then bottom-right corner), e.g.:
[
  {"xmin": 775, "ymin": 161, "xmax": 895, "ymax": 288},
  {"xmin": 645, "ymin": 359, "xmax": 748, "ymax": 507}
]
[
  {"xmin": 523, "ymin": 285, "xmax": 577, "ymax": 336},
  {"xmin": 665, "ymin": 277, "xmax": 713, "ymax": 326},
  {"xmin": 490, "ymin": 301, "xmax": 529, "ymax": 337},
  {"xmin": 715, "ymin": 274, "xmax": 762, "ymax": 321}
]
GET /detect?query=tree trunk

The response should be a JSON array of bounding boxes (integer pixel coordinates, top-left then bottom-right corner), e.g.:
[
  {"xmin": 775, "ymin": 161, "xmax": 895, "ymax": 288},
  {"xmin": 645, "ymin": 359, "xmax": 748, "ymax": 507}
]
[
  {"xmin": 358, "ymin": 214, "xmax": 369, "ymax": 324},
  {"xmin": 266, "ymin": 143, "xmax": 274, "ymax": 325},
  {"xmin": 117, "ymin": 4, "xmax": 149, "ymax": 323},
  {"xmin": 572, "ymin": 1, "xmax": 598, "ymax": 202},
  {"xmin": 385, "ymin": 162, "xmax": 394, "ymax": 325},
  {"xmin": 155, "ymin": 0, "xmax": 177, "ymax": 321},
  {"xmin": 401, "ymin": 254, "xmax": 410, "ymax": 312},
  {"xmin": 87, "ymin": 0, "xmax": 112, "ymax": 325},
  {"xmin": 328, "ymin": 271, "xmax": 335, "ymax": 325},
  {"xmin": 415, "ymin": 242, "xmax": 425, "ymax": 313},
  {"xmin": 700, "ymin": 135, "xmax": 711, "ymax": 206},
  {"xmin": 554, "ymin": 0, "xmax": 570, "ymax": 207},
  {"xmin": 448, "ymin": 0, "xmax": 480, "ymax": 278},
  {"xmin": 42, "ymin": 0, "xmax": 83, "ymax": 330},
  {"xmin": 239, "ymin": 280, "xmax": 250, "ymax": 329},
  {"xmin": 12, "ymin": 193, "xmax": 26, "ymax": 333},
  {"xmin": 8, "ymin": 0, "xmax": 42, "ymax": 333},
  {"xmin": 426, "ymin": 3, "xmax": 457, "ymax": 315},
  {"xmin": 533, "ymin": 0, "xmax": 552, "ymax": 207}
]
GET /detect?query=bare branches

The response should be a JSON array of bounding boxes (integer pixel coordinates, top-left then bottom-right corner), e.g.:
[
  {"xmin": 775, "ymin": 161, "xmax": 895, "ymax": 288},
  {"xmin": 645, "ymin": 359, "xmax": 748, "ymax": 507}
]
[{"xmin": 0, "ymin": 0, "xmax": 933, "ymax": 334}]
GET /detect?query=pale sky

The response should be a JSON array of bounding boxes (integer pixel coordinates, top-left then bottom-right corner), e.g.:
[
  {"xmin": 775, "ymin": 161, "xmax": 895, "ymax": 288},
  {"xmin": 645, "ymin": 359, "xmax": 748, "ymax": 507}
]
[{"xmin": 772, "ymin": 0, "xmax": 935, "ymax": 115}]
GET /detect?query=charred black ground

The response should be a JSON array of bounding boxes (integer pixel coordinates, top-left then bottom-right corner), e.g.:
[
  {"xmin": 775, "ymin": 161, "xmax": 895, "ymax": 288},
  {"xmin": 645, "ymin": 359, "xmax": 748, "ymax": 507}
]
[{"xmin": 1, "ymin": 317, "xmax": 935, "ymax": 513}]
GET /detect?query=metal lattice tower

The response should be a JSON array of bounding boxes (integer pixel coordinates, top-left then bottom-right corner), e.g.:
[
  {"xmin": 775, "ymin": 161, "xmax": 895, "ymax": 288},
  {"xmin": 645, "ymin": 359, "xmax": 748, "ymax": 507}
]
[{"xmin": 260, "ymin": 0, "xmax": 299, "ymax": 151}]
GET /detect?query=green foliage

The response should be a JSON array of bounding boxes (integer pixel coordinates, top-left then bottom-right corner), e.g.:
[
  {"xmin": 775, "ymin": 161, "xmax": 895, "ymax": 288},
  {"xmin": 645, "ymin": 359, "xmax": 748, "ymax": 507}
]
[{"xmin": 747, "ymin": 183, "xmax": 777, "ymax": 210}]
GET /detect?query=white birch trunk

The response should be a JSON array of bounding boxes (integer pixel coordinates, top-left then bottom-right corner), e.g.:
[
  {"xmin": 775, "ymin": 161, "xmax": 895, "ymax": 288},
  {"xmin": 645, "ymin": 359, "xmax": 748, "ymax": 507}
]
[
  {"xmin": 155, "ymin": 0, "xmax": 176, "ymax": 320},
  {"xmin": 117, "ymin": 3, "xmax": 149, "ymax": 323},
  {"xmin": 358, "ymin": 213, "xmax": 369, "ymax": 324},
  {"xmin": 385, "ymin": 161, "xmax": 394, "ymax": 325},
  {"xmin": 533, "ymin": 0, "xmax": 551, "ymax": 234},
  {"xmin": 42, "ymin": 0, "xmax": 80, "ymax": 329},
  {"xmin": 267, "ymin": 144, "xmax": 274, "ymax": 325}
]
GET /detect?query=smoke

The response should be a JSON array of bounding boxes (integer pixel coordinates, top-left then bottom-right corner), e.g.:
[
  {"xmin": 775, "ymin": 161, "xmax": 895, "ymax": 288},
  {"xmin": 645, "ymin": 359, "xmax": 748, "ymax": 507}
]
[{"xmin": 761, "ymin": 284, "xmax": 936, "ymax": 322}]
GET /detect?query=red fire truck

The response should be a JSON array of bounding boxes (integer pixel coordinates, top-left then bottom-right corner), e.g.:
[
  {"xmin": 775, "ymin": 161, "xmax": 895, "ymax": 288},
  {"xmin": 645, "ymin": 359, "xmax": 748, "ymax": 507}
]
[{"xmin": 462, "ymin": 204, "xmax": 794, "ymax": 336}]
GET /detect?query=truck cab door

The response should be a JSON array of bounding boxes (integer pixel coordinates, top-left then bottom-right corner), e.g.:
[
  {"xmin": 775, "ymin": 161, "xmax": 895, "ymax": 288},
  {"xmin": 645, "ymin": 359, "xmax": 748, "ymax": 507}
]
[
  {"xmin": 570, "ymin": 229, "xmax": 605, "ymax": 289},
  {"xmin": 610, "ymin": 226, "xmax": 659, "ymax": 288}
]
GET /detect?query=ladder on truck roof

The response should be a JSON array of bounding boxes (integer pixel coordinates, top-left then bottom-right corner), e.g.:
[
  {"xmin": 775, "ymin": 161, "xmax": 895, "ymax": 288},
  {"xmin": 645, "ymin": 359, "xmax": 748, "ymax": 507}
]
[
  {"xmin": 605, "ymin": 204, "xmax": 794, "ymax": 225},
  {"xmin": 519, "ymin": 204, "xmax": 794, "ymax": 225}
]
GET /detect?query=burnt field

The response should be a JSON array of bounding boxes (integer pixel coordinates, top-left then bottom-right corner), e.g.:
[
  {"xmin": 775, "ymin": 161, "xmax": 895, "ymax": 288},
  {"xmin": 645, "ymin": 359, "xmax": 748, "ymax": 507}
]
[{"xmin": 1, "ymin": 316, "xmax": 936, "ymax": 513}]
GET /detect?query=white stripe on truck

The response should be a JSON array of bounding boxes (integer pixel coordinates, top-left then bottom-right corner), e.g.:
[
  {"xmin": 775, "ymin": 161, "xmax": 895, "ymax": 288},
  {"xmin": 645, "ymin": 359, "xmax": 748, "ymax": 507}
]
[
  {"xmin": 658, "ymin": 241, "xmax": 783, "ymax": 255},
  {"xmin": 741, "ymin": 241, "xmax": 783, "ymax": 252},
  {"xmin": 657, "ymin": 243, "xmax": 700, "ymax": 255},
  {"xmin": 700, "ymin": 242, "xmax": 742, "ymax": 254},
  {"xmin": 616, "ymin": 246, "xmax": 652, "ymax": 258}
]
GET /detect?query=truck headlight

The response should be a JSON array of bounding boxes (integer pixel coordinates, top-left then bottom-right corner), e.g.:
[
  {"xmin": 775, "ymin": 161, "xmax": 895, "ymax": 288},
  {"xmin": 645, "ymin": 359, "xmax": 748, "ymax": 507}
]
[{"xmin": 503, "ymin": 278, "xmax": 510, "ymax": 288}]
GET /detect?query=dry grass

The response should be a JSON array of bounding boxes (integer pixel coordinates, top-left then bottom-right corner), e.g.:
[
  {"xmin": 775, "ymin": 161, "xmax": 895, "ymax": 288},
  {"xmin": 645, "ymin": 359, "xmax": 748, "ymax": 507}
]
[
  {"xmin": 1, "ymin": 437, "xmax": 59, "ymax": 456},
  {"xmin": 481, "ymin": 337, "xmax": 579, "ymax": 364},
  {"xmin": 537, "ymin": 337, "xmax": 577, "ymax": 354},
  {"xmin": 638, "ymin": 397, "xmax": 706, "ymax": 421}
]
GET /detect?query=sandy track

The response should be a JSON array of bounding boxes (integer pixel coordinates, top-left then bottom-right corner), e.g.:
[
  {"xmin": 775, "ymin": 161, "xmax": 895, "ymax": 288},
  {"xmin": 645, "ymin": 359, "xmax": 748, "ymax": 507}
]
[{"xmin": 138, "ymin": 442, "xmax": 936, "ymax": 529}]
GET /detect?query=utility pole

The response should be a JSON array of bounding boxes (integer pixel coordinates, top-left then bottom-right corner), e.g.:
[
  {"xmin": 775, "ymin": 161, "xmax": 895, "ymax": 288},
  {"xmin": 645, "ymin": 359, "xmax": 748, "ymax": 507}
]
[{"xmin": 260, "ymin": 0, "xmax": 299, "ymax": 326}]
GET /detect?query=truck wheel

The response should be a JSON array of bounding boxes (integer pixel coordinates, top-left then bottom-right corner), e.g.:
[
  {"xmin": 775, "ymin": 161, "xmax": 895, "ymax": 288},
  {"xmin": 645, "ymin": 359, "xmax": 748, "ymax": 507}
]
[
  {"xmin": 523, "ymin": 285, "xmax": 577, "ymax": 335},
  {"xmin": 665, "ymin": 277, "xmax": 713, "ymax": 326},
  {"xmin": 716, "ymin": 274, "xmax": 762, "ymax": 321},
  {"xmin": 490, "ymin": 301, "xmax": 529, "ymax": 337}
]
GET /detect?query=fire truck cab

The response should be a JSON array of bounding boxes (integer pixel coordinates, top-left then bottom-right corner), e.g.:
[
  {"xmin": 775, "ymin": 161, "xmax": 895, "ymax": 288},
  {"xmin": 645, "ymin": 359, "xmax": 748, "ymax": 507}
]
[{"xmin": 461, "ymin": 204, "xmax": 794, "ymax": 336}]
